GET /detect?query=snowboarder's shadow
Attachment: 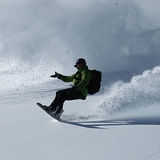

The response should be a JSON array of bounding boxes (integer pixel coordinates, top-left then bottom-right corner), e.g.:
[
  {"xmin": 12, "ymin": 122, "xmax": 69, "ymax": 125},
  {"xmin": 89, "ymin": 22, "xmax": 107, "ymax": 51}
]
[{"xmin": 61, "ymin": 116, "xmax": 160, "ymax": 129}]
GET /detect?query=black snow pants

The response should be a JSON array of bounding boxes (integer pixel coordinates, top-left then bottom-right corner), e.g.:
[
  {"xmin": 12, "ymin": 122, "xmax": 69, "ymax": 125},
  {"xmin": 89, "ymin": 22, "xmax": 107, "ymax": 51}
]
[{"xmin": 50, "ymin": 88, "xmax": 84, "ymax": 112}]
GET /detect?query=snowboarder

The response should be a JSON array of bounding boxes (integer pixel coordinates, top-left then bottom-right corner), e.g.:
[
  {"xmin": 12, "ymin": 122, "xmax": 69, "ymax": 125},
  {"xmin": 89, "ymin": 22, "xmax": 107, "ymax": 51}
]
[{"xmin": 43, "ymin": 58, "xmax": 92, "ymax": 119}]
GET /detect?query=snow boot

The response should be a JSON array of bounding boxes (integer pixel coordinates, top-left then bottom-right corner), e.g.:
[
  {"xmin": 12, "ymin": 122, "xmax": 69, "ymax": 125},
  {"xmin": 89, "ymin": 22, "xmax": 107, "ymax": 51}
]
[{"xmin": 51, "ymin": 107, "xmax": 64, "ymax": 119}]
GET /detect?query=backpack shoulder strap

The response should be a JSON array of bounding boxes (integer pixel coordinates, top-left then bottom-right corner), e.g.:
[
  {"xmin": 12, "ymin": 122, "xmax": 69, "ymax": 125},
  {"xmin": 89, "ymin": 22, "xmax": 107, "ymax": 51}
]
[{"xmin": 74, "ymin": 71, "xmax": 82, "ymax": 80}]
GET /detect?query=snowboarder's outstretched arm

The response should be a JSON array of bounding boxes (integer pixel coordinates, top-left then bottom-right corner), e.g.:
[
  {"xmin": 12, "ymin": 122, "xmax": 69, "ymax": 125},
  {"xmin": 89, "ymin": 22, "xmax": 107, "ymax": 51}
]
[{"xmin": 51, "ymin": 71, "xmax": 75, "ymax": 82}]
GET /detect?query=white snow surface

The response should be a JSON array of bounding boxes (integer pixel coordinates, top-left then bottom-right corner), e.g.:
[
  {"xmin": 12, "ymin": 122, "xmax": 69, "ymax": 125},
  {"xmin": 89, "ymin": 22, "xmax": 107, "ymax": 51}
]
[{"xmin": 1, "ymin": 0, "xmax": 160, "ymax": 160}]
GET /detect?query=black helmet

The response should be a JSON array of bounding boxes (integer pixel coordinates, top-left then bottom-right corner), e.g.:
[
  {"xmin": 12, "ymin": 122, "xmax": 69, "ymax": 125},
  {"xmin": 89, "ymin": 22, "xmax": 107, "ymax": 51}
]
[{"xmin": 74, "ymin": 58, "xmax": 86, "ymax": 67}]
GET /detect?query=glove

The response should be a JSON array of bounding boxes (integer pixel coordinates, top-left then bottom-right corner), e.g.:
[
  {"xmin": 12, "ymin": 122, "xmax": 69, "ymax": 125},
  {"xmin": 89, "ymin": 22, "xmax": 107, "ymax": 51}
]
[{"xmin": 50, "ymin": 72, "xmax": 61, "ymax": 78}]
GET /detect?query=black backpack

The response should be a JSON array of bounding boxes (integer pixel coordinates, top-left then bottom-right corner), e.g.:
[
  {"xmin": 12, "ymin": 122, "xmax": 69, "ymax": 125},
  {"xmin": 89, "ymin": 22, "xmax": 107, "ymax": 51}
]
[{"xmin": 87, "ymin": 70, "xmax": 102, "ymax": 95}]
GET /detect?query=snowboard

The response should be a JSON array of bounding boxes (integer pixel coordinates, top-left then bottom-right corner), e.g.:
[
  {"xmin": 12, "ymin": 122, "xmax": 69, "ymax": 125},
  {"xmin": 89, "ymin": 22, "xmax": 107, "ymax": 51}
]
[{"xmin": 36, "ymin": 102, "xmax": 61, "ymax": 121}]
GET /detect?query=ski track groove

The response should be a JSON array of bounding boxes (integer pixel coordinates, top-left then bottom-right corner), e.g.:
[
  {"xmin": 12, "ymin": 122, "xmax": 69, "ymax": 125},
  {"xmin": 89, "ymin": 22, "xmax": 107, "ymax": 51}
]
[{"xmin": 140, "ymin": 149, "xmax": 160, "ymax": 160}]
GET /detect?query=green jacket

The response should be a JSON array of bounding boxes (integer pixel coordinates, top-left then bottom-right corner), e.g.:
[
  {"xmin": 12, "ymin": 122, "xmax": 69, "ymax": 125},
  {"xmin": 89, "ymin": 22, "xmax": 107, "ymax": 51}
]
[{"xmin": 58, "ymin": 66, "xmax": 92, "ymax": 99}]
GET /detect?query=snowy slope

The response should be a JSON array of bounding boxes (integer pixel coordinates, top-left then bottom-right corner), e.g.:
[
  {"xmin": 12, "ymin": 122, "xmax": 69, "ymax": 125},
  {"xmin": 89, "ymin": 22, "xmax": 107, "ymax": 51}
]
[
  {"xmin": 1, "ymin": 76, "xmax": 160, "ymax": 160},
  {"xmin": 1, "ymin": 0, "xmax": 160, "ymax": 159}
]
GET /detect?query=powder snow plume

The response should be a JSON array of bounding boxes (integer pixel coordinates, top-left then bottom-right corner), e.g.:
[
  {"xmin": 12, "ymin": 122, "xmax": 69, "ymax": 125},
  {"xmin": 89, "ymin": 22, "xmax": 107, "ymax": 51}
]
[
  {"xmin": 89, "ymin": 66, "xmax": 160, "ymax": 118},
  {"xmin": 1, "ymin": 0, "xmax": 160, "ymax": 78}
]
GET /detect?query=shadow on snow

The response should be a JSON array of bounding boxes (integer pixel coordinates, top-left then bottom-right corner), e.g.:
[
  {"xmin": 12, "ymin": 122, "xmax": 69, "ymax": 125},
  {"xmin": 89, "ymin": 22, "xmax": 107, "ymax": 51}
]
[{"xmin": 61, "ymin": 115, "xmax": 160, "ymax": 129}]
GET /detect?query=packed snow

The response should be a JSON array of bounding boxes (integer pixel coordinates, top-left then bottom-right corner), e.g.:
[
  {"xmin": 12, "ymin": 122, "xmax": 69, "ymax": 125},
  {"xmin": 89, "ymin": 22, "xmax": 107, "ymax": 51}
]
[{"xmin": 1, "ymin": 0, "xmax": 160, "ymax": 160}]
